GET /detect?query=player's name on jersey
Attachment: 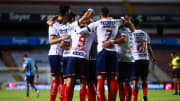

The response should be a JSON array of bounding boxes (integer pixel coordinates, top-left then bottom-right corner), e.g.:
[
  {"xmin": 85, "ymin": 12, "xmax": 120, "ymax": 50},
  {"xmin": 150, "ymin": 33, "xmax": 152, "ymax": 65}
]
[
  {"xmin": 100, "ymin": 21, "xmax": 116, "ymax": 25},
  {"xmin": 134, "ymin": 33, "xmax": 145, "ymax": 36},
  {"xmin": 138, "ymin": 53, "xmax": 147, "ymax": 57}
]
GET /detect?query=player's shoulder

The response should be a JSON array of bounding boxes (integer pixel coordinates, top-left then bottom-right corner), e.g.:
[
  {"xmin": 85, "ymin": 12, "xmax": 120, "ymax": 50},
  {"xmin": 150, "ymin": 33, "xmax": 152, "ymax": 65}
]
[{"xmin": 52, "ymin": 20, "xmax": 65, "ymax": 28}]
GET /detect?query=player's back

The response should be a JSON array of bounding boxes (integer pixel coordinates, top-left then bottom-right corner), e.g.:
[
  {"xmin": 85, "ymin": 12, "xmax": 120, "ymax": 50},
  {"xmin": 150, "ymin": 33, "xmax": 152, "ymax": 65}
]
[
  {"xmin": 94, "ymin": 18, "xmax": 123, "ymax": 52},
  {"xmin": 69, "ymin": 31, "xmax": 96, "ymax": 59},
  {"xmin": 132, "ymin": 29, "xmax": 150, "ymax": 60},
  {"xmin": 24, "ymin": 58, "xmax": 36, "ymax": 76},
  {"xmin": 117, "ymin": 27, "xmax": 134, "ymax": 62}
]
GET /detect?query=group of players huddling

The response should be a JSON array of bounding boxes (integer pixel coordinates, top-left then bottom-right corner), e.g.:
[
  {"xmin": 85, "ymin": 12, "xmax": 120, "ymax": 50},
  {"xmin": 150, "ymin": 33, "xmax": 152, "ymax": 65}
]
[{"xmin": 47, "ymin": 5, "xmax": 156, "ymax": 101}]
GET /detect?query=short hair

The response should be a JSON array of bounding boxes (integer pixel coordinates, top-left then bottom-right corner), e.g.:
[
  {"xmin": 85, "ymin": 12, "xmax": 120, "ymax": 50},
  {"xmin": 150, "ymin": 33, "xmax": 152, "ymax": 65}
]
[
  {"xmin": 101, "ymin": 7, "xmax": 109, "ymax": 17},
  {"xmin": 65, "ymin": 12, "xmax": 76, "ymax": 23},
  {"xmin": 132, "ymin": 18, "xmax": 140, "ymax": 28},
  {"xmin": 59, "ymin": 5, "xmax": 70, "ymax": 16},
  {"xmin": 171, "ymin": 51, "xmax": 176, "ymax": 55},
  {"xmin": 24, "ymin": 54, "xmax": 28, "ymax": 58}
]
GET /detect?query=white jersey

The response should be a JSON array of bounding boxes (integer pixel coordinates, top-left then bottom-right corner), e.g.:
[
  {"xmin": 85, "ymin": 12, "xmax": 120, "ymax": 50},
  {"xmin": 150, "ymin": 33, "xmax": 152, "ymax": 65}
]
[
  {"xmin": 67, "ymin": 30, "xmax": 96, "ymax": 59},
  {"xmin": 78, "ymin": 18, "xmax": 124, "ymax": 52},
  {"xmin": 63, "ymin": 21, "xmax": 79, "ymax": 57},
  {"xmin": 117, "ymin": 27, "xmax": 134, "ymax": 62},
  {"xmin": 48, "ymin": 20, "xmax": 66, "ymax": 55},
  {"xmin": 132, "ymin": 29, "xmax": 150, "ymax": 60}
]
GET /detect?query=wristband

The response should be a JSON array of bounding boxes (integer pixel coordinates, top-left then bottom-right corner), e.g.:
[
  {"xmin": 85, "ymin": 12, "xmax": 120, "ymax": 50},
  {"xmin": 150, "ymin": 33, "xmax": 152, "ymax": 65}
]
[{"xmin": 110, "ymin": 40, "xmax": 115, "ymax": 44}]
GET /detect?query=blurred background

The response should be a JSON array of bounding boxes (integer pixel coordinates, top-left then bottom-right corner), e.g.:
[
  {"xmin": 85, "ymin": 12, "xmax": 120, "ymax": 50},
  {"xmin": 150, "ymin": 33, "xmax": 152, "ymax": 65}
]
[{"xmin": 0, "ymin": 0, "xmax": 180, "ymax": 90}]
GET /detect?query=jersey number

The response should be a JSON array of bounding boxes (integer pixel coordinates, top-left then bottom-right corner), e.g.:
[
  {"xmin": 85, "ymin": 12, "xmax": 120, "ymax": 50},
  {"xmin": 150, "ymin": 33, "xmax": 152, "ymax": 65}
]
[
  {"xmin": 78, "ymin": 36, "xmax": 86, "ymax": 48},
  {"xmin": 64, "ymin": 41, "xmax": 71, "ymax": 50},
  {"xmin": 106, "ymin": 30, "xmax": 112, "ymax": 41},
  {"xmin": 137, "ymin": 40, "xmax": 147, "ymax": 53}
]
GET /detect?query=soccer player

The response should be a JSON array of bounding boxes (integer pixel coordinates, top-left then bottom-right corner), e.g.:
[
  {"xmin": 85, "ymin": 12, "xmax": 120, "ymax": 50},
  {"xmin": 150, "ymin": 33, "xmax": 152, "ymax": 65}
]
[
  {"xmin": 102, "ymin": 19, "xmax": 135, "ymax": 101},
  {"xmin": 117, "ymin": 26, "xmax": 133, "ymax": 101},
  {"xmin": 47, "ymin": 9, "xmax": 94, "ymax": 101},
  {"xmin": 87, "ymin": 40, "xmax": 97, "ymax": 101},
  {"xmin": 48, "ymin": 5, "xmax": 70, "ymax": 101},
  {"xmin": 77, "ymin": 7, "xmax": 125, "ymax": 101},
  {"xmin": 58, "ymin": 14, "xmax": 96, "ymax": 101},
  {"xmin": 170, "ymin": 51, "xmax": 180, "ymax": 95},
  {"xmin": 23, "ymin": 54, "xmax": 39, "ymax": 99},
  {"xmin": 131, "ymin": 19, "xmax": 156, "ymax": 101},
  {"xmin": 61, "ymin": 12, "xmax": 76, "ymax": 101}
]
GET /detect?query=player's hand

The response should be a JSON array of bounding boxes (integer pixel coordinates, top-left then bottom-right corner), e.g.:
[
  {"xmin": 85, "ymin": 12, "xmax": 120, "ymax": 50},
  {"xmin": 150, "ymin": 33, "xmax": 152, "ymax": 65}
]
[
  {"xmin": 86, "ymin": 8, "xmax": 95, "ymax": 18},
  {"xmin": 47, "ymin": 15, "xmax": 59, "ymax": 26},
  {"xmin": 124, "ymin": 16, "xmax": 132, "ymax": 24},
  {"xmin": 36, "ymin": 75, "xmax": 39, "ymax": 79},
  {"xmin": 102, "ymin": 40, "xmax": 111, "ymax": 48},
  {"xmin": 59, "ymin": 41, "xmax": 65, "ymax": 49},
  {"xmin": 152, "ymin": 58, "xmax": 157, "ymax": 64}
]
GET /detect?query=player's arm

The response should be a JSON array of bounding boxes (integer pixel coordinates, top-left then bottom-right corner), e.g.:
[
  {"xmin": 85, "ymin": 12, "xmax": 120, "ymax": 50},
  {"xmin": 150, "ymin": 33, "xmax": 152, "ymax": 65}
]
[
  {"xmin": 35, "ymin": 64, "xmax": 39, "ymax": 79},
  {"xmin": 176, "ymin": 59, "xmax": 180, "ymax": 67},
  {"xmin": 60, "ymin": 34, "xmax": 71, "ymax": 41},
  {"xmin": 78, "ymin": 8, "xmax": 94, "ymax": 24},
  {"xmin": 47, "ymin": 15, "xmax": 59, "ymax": 26},
  {"xmin": 23, "ymin": 65, "xmax": 27, "ymax": 71},
  {"xmin": 49, "ymin": 36, "xmax": 62, "ymax": 45},
  {"xmin": 77, "ymin": 21, "xmax": 97, "ymax": 34},
  {"xmin": 102, "ymin": 36, "xmax": 126, "ymax": 48},
  {"xmin": 59, "ymin": 41, "xmax": 65, "ymax": 49},
  {"xmin": 124, "ymin": 16, "xmax": 135, "ymax": 32},
  {"xmin": 147, "ymin": 44, "xmax": 156, "ymax": 63}
]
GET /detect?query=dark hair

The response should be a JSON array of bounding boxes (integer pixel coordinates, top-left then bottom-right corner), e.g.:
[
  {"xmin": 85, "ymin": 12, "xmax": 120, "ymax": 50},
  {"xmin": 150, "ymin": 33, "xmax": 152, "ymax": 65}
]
[
  {"xmin": 59, "ymin": 5, "xmax": 70, "ymax": 16},
  {"xmin": 101, "ymin": 7, "xmax": 109, "ymax": 17},
  {"xmin": 171, "ymin": 51, "xmax": 176, "ymax": 55},
  {"xmin": 65, "ymin": 12, "xmax": 76, "ymax": 23},
  {"xmin": 132, "ymin": 18, "xmax": 140, "ymax": 28},
  {"xmin": 24, "ymin": 54, "xmax": 28, "ymax": 58}
]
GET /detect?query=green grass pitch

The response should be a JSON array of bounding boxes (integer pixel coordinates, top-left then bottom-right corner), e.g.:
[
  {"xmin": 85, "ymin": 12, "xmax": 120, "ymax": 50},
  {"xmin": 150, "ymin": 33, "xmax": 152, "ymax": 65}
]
[{"xmin": 0, "ymin": 89, "xmax": 180, "ymax": 101}]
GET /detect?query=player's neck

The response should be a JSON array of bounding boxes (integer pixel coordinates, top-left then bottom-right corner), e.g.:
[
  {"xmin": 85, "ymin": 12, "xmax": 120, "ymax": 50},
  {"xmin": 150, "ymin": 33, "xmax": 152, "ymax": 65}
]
[
  {"xmin": 58, "ymin": 16, "xmax": 64, "ymax": 22},
  {"xmin": 101, "ymin": 16, "xmax": 109, "ymax": 19}
]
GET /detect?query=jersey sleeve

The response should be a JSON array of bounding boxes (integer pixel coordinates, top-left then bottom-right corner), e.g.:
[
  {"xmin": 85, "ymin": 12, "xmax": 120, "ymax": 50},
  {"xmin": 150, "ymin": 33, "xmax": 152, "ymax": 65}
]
[
  {"xmin": 87, "ymin": 21, "xmax": 98, "ymax": 32},
  {"xmin": 23, "ymin": 60, "xmax": 28, "ymax": 67},
  {"xmin": 115, "ymin": 18, "xmax": 124, "ymax": 27},
  {"xmin": 49, "ymin": 24, "xmax": 58, "ymax": 37}
]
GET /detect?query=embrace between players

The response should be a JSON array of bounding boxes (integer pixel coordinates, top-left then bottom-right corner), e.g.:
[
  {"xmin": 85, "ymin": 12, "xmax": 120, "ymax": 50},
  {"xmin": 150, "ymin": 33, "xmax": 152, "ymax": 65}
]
[{"xmin": 47, "ymin": 5, "xmax": 156, "ymax": 101}]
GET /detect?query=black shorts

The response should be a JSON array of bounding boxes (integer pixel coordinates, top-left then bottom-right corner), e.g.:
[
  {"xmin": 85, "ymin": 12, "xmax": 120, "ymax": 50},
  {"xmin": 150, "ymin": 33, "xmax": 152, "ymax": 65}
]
[
  {"xmin": 88, "ymin": 60, "xmax": 96, "ymax": 82},
  {"xmin": 132, "ymin": 60, "xmax": 149, "ymax": 81},
  {"xmin": 118, "ymin": 62, "xmax": 133, "ymax": 82},
  {"xmin": 172, "ymin": 68, "xmax": 180, "ymax": 78},
  {"xmin": 25, "ymin": 76, "xmax": 34, "ymax": 84}
]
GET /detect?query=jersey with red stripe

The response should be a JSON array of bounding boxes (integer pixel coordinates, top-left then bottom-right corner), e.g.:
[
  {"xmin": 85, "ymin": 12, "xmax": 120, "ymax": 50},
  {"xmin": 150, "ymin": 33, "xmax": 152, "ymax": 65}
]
[
  {"xmin": 132, "ymin": 29, "xmax": 150, "ymax": 60},
  {"xmin": 79, "ymin": 18, "xmax": 124, "ymax": 52},
  {"xmin": 48, "ymin": 20, "xmax": 66, "ymax": 55},
  {"xmin": 117, "ymin": 27, "xmax": 134, "ymax": 62}
]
